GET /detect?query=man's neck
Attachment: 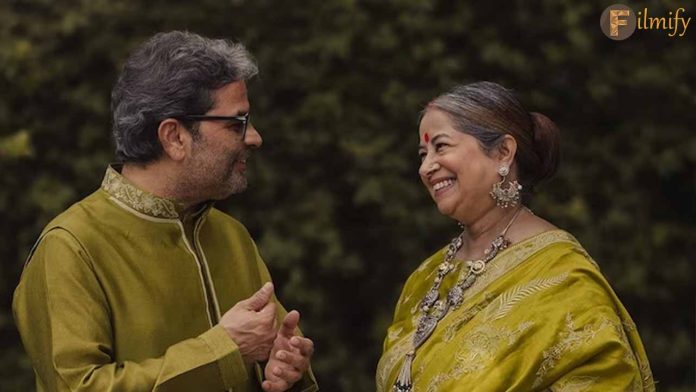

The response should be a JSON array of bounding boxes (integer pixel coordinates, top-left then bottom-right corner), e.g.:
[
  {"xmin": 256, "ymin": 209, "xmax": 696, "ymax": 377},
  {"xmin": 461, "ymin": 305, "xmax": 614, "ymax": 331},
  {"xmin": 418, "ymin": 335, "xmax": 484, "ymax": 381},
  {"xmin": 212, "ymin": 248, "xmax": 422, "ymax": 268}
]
[{"xmin": 121, "ymin": 161, "xmax": 200, "ymax": 214}]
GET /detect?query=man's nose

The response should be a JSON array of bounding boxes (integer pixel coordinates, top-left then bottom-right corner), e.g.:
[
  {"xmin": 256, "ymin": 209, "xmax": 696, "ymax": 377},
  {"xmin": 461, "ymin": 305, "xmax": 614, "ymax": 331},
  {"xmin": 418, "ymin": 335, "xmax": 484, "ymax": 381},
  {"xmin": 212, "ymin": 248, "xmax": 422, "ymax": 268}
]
[{"xmin": 244, "ymin": 123, "xmax": 262, "ymax": 148}]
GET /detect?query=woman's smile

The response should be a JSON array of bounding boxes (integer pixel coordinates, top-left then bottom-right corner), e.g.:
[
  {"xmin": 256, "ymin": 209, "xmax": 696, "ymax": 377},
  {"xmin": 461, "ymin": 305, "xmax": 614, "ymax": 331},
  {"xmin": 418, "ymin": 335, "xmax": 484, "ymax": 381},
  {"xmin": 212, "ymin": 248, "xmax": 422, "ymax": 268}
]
[{"xmin": 431, "ymin": 177, "xmax": 456, "ymax": 196}]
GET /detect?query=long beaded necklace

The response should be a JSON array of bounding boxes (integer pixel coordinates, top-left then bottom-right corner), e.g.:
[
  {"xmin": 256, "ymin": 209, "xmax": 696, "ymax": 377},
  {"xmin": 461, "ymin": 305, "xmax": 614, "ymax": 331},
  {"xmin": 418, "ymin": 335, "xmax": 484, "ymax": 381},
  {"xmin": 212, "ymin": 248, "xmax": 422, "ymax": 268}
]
[{"xmin": 393, "ymin": 207, "xmax": 524, "ymax": 392}]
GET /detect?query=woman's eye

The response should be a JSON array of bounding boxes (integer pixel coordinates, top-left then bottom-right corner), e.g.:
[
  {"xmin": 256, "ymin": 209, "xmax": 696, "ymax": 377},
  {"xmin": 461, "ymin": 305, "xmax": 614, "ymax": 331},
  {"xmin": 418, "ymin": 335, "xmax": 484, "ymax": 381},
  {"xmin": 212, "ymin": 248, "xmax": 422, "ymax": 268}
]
[
  {"xmin": 418, "ymin": 152, "xmax": 426, "ymax": 161},
  {"xmin": 435, "ymin": 143, "xmax": 446, "ymax": 151}
]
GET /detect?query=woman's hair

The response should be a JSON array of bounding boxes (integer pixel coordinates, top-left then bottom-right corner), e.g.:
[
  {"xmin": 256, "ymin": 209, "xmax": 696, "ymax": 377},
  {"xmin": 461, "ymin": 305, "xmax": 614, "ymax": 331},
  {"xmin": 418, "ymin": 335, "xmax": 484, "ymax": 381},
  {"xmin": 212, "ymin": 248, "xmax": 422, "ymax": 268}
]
[
  {"xmin": 111, "ymin": 31, "xmax": 258, "ymax": 164},
  {"xmin": 424, "ymin": 81, "xmax": 560, "ymax": 191}
]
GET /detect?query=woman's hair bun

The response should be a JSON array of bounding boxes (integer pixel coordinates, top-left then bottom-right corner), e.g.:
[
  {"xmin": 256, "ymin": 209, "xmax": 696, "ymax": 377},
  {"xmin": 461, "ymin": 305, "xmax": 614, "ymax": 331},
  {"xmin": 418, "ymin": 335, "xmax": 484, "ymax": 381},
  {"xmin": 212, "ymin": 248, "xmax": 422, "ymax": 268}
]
[{"xmin": 529, "ymin": 112, "xmax": 561, "ymax": 184}]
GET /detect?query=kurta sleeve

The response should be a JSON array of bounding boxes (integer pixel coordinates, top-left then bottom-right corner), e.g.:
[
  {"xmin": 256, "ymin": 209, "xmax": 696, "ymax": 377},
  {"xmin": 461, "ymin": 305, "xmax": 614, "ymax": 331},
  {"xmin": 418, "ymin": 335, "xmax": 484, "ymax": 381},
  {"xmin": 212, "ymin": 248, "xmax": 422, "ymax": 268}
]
[
  {"xmin": 13, "ymin": 228, "xmax": 248, "ymax": 391},
  {"xmin": 252, "ymin": 243, "xmax": 319, "ymax": 392}
]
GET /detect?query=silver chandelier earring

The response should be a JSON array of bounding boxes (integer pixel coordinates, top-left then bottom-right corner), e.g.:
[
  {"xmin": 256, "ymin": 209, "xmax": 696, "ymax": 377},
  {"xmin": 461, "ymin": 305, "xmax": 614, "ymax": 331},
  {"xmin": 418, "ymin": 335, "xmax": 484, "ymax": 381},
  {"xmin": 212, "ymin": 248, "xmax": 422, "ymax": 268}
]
[{"xmin": 490, "ymin": 165, "xmax": 522, "ymax": 208}]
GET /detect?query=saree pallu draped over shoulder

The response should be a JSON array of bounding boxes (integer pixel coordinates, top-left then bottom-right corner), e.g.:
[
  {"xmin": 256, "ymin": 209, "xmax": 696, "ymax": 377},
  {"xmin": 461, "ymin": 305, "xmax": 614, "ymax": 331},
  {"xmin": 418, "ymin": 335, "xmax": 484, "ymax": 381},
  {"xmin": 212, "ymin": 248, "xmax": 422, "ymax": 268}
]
[{"xmin": 377, "ymin": 230, "xmax": 655, "ymax": 392}]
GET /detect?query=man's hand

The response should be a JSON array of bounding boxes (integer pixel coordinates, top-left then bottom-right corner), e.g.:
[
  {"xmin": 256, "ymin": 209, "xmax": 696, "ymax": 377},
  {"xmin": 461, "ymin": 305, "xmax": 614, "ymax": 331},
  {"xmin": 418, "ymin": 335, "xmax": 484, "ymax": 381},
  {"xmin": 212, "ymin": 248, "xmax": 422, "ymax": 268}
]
[
  {"xmin": 219, "ymin": 282, "xmax": 278, "ymax": 363},
  {"xmin": 262, "ymin": 310, "xmax": 314, "ymax": 392}
]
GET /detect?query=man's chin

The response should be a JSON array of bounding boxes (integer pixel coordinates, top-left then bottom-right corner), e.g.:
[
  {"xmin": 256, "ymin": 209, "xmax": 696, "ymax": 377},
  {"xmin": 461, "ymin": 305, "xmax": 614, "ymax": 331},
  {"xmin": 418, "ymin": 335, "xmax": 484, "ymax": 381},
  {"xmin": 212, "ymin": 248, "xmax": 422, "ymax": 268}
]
[{"xmin": 220, "ymin": 178, "xmax": 247, "ymax": 198}]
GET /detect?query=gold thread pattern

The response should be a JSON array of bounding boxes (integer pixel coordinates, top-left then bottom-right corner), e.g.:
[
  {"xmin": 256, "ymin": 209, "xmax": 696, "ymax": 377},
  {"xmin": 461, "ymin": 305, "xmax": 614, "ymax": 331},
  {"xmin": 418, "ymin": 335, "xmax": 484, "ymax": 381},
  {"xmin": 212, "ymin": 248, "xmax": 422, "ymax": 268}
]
[
  {"xmin": 484, "ymin": 272, "xmax": 568, "ymax": 321},
  {"xmin": 101, "ymin": 165, "xmax": 179, "ymax": 219},
  {"xmin": 378, "ymin": 230, "xmax": 654, "ymax": 391},
  {"xmin": 425, "ymin": 321, "xmax": 534, "ymax": 392},
  {"xmin": 380, "ymin": 231, "xmax": 582, "ymax": 389},
  {"xmin": 454, "ymin": 231, "xmax": 580, "ymax": 304},
  {"xmin": 442, "ymin": 297, "xmax": 492, "ymax": 343},
  {"xmin": 376, "ymin": 332, "xmax": 413, "ymax": 391},
  {"xmin": 533, "ymin": 313, "xmax": 612, "ymax": 388},
  {"xmin": 550, "ymin": 375, "xmax": 598, "ymax": 392}
]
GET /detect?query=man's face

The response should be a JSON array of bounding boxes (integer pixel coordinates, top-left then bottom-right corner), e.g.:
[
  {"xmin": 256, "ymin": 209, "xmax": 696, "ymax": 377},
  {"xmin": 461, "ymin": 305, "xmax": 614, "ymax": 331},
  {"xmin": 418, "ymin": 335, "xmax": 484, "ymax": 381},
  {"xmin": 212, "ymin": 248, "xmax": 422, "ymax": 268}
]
[{"xmin": 181, "ymin": 81, "xmax": 262, "ymax": 202}]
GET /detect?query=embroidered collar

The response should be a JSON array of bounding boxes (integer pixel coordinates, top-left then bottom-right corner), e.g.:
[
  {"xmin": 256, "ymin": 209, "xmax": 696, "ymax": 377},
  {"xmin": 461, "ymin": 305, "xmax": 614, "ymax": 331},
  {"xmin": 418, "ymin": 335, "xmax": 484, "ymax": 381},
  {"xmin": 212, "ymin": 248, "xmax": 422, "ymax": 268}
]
[{"xmin": 101, "ymin": 164, "xmax": 193, "ymax": 219}]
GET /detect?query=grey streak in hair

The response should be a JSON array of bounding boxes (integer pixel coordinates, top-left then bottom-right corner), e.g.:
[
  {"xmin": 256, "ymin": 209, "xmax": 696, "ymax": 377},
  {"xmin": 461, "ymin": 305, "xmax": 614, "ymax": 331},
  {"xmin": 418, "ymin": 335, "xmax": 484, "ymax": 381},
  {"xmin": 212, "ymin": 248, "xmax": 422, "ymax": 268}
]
[
  {"xmin": 111, "ymin": 31, "xmax": 258, "ymax": 163},
  {"xmin": 424, "ymin": 81, "xmax": 561, "ymax": 193}
]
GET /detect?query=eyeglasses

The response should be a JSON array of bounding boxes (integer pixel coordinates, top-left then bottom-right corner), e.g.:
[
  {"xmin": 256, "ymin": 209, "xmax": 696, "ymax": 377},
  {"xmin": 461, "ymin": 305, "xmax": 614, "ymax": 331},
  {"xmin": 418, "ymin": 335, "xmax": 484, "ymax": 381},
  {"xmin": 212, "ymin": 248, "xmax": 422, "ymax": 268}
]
[{"xmin": 176, "ymin": 112, "xmax": 250, "ymax": 140}]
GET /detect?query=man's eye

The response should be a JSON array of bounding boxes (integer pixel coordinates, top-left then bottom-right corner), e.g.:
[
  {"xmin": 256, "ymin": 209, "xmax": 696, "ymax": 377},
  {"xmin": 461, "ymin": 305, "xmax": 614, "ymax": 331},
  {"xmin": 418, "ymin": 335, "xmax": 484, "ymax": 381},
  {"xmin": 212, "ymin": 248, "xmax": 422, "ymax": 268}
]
[{"xmin": 226, "ymin": 121, "xmax": 244, "ymax": 132}]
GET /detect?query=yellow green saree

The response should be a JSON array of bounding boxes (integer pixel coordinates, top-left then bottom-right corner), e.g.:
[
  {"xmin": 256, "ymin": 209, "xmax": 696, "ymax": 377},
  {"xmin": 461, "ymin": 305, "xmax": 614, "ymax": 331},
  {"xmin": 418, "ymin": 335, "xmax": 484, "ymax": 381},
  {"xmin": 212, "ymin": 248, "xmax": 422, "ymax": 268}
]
[{"xmin": 377, "ymin": 230, "xmax": 654, "ymax": 391}]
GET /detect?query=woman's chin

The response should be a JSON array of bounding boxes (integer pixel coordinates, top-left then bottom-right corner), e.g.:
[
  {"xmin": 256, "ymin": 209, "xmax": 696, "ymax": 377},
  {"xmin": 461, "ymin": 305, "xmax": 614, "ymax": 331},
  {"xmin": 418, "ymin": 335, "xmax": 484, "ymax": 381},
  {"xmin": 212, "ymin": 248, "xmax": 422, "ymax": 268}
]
[
  {"xmin": 434, "ymin": 200, "xmax": 456, "ymax": 218},
  {"xmin": 433, "ymin": 195, "xmax": 466, "ymax": 222}
]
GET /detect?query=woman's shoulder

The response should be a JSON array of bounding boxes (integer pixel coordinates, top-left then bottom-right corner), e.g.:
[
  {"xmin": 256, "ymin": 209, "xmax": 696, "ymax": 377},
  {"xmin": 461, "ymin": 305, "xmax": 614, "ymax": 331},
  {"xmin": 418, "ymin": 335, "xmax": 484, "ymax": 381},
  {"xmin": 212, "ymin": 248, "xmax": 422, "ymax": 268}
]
[
  {"xmin": 506, "ymin": 209, "xmax": 559, "ymax": 244},
  {"xmin": 506, "ymin": 210, "xmax": 599, "ymax": 269},
  {"xmin": 501, "ymin": 228, "xmax": 620, "ymax": 313}
]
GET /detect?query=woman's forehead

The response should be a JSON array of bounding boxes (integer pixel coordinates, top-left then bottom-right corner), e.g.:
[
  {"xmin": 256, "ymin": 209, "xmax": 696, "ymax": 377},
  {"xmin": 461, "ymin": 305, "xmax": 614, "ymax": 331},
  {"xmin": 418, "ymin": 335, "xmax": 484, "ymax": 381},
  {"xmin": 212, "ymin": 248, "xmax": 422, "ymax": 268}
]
[{"xmin": 419, "ymin": 109, "xmax": 456, "ymax": 131}]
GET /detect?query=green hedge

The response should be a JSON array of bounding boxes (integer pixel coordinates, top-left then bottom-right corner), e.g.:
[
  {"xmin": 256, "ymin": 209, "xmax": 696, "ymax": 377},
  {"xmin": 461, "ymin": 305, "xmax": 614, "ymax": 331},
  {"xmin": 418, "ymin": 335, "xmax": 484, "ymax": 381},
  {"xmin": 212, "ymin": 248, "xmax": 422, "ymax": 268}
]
[{"xmin": 1, "ymin": 1, "xmax": 693, "ymax": 390}]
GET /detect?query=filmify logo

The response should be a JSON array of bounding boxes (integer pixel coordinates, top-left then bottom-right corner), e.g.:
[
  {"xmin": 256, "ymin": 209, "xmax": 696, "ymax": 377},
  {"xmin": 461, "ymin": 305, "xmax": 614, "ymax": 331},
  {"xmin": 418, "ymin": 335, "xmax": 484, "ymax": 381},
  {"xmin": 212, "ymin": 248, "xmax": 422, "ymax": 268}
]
[{"xmin": 600, "ymin": 4, "xmax": 691, "ymax": 40}]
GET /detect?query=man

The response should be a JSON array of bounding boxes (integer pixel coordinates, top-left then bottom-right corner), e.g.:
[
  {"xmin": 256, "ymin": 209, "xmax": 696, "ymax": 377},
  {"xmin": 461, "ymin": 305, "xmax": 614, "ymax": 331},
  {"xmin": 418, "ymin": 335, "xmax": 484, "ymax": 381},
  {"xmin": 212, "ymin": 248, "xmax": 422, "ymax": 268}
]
[{"xmin": 13, "ymin": 31, "xmax": 318, "ymax": 392}]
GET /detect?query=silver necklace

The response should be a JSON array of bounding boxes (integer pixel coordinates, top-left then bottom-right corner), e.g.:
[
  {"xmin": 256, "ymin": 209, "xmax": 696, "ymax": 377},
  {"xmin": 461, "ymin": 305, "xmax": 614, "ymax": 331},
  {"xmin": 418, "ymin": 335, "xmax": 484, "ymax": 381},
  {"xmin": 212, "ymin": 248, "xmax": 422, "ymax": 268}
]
[{"xmin": 393, "ymin": 207, "xmax": 524, "ymax": 392}]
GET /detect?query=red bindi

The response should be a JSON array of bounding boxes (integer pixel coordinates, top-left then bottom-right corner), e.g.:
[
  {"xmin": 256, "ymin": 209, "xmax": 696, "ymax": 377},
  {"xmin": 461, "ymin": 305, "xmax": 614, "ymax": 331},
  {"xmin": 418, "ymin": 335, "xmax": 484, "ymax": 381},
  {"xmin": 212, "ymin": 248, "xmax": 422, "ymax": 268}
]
[{"xmin": 424, "ymin": 133, "xmax": 430, "ymax": 143}]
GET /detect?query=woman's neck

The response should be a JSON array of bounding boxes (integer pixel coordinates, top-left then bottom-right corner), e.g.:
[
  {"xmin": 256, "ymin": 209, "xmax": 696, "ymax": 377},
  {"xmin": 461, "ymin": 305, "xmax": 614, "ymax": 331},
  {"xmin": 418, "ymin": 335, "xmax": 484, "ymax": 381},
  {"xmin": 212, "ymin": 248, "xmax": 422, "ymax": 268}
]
[{"xmin": 459, "ymin": 205, "xmax": 523, "ymax": 259}]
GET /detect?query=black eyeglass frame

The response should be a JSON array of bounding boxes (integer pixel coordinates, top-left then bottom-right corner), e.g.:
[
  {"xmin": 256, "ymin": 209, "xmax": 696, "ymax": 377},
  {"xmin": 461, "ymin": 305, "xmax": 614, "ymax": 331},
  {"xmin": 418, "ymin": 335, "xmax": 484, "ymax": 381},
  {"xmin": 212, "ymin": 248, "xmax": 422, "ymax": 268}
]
[{"xmin": 176, "ymin": 113, "xmax": 250, "ymax": 140}]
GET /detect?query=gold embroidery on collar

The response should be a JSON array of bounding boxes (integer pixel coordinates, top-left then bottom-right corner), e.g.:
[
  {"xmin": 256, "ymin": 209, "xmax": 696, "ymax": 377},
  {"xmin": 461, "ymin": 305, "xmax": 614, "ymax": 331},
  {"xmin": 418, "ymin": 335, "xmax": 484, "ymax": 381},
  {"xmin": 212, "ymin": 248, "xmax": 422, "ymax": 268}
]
[{"xmin": 101, "ymin": 166, "xmax": 179, "ymax": 219}]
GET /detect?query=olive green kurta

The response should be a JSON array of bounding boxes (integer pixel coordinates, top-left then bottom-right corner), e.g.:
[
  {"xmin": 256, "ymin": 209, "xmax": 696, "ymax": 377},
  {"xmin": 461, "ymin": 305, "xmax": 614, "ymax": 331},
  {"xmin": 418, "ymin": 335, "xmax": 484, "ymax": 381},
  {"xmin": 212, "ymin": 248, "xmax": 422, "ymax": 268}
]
[{"xmin": 13, "ymin": 166, "xmax": 318, "ymax": 392}]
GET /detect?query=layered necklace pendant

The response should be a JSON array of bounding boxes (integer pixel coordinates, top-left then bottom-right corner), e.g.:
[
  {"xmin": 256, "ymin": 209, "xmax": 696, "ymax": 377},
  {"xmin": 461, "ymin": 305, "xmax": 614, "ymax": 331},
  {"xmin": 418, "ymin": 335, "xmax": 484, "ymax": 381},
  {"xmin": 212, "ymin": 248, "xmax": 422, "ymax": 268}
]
[
  {"xmin": 392, "ymin": 208, "xmax": 522, "ymax": 392},
  {"xmin": 414, "ymin": 299, "xmax": 449, "ymax": 348}
]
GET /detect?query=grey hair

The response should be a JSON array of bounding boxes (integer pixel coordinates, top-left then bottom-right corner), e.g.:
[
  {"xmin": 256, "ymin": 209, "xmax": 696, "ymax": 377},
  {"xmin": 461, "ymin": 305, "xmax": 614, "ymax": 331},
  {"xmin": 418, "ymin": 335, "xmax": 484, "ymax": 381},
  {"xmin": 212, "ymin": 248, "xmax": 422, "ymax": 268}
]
[
  {"xmin": 111, "ymin": 31, "xmax": 258, "ymax": 163},
  {"xmin": 424, "ymin": 81, "xmax": 560, "ymax": 191}
]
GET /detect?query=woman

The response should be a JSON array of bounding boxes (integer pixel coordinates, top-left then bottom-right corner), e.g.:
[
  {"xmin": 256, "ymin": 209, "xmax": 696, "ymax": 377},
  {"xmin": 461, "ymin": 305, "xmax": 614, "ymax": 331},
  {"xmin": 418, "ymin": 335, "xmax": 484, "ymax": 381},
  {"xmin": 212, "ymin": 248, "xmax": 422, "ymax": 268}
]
[{"xmin": 376, "ymin": 82, "xmax": 654, "ymax": 391}]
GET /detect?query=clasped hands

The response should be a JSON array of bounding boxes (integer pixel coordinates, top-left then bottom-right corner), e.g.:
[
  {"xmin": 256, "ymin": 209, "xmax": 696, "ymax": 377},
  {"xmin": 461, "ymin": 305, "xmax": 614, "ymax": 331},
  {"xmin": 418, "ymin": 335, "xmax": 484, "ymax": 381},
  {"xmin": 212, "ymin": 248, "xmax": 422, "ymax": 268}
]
[{"xmin": 220, "ymin": 282, "xmax": 314, "ymax": 392}]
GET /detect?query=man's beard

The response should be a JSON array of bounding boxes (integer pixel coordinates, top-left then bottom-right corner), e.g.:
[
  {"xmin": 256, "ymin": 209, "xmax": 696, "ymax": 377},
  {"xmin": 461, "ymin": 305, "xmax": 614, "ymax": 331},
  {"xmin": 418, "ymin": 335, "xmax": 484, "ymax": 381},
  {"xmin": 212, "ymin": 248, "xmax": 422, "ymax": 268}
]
[
  {"xmin": 180, "ymin": 146, "xmax": 249, "ymax": 203},
  {"xmin": 210, "ymin": 148, "xmax": 248, "ymax": 198},
  {"xmin": 224, "ymin": 158, "xmax": 247, "ymax": 195}
]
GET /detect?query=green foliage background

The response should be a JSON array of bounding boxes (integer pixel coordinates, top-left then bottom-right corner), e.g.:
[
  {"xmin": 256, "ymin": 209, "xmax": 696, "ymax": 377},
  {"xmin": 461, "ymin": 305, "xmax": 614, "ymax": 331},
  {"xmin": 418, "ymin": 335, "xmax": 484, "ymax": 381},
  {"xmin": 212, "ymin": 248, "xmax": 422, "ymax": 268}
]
[{"xmin": 1, "ymin": 0, "xmax": 693, "ymax": 390}]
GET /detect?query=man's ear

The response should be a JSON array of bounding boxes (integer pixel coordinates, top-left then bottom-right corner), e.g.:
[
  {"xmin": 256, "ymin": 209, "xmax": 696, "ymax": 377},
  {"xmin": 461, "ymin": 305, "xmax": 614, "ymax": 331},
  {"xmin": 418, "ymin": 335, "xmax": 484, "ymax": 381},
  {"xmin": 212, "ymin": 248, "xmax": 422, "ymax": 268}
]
[
  {"xmin": 158, "ymin": 119, "xmax": 191, "ymax": 161},
  {"xmin": 495, "ymin": 134, "xmax": 518, "ymax": 167}
]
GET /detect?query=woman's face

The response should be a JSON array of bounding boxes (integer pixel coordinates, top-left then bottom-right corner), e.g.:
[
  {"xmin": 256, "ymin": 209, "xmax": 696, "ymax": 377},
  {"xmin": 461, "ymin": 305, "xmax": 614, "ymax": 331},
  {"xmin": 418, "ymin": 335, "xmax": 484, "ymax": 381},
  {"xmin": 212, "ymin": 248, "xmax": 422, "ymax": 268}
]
[{"xmin": 418, "ymin": 109, "xmax": 500, "ymax": 222}]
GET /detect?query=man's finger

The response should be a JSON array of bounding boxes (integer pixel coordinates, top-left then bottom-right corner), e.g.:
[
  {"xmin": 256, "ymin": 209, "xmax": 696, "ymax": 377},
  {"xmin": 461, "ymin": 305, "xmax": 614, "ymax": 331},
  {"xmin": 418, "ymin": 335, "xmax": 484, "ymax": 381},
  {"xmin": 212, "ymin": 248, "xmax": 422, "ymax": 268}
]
[
  {"xmin": 259, "ymin": 301, "xmax": 277, "ymax": 320},
  {"xmin": 279, "ymin": 310, "xmax": 300, "ymax": 338},
  {"xmin": 290, "ymin": 336, "xmax": 314, "ymax": 357},
  {"xmin": 243, "ymin": 282, "xmax": 274, "ymax": 311},
  {"xmin": 275, "ymin": 349, "xmax": 309, "ymax": 371},
  {"xmin": 262, "ymin": 378, "xmax": 289, "ymax": 392},
  {"xmin": 269, "ymin": 366, "xmax": 302, "ymax": 385}
]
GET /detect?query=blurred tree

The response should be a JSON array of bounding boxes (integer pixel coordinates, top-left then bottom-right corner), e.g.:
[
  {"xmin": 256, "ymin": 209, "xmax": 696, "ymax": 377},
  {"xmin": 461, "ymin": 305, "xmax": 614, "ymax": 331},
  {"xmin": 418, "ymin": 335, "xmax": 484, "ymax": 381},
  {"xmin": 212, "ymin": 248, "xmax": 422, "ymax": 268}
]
[
  {"xmin": 0, "ymin": 131, "xmax": 33, "ymax": 159},
  {"xmin": 1, "ymin": 0, "xmax": 693, "ymax": 390}
]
